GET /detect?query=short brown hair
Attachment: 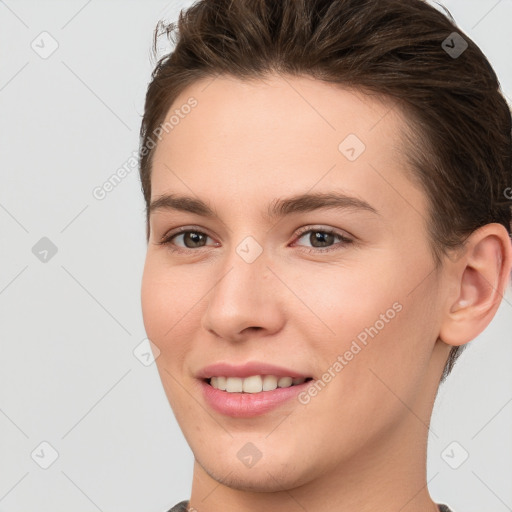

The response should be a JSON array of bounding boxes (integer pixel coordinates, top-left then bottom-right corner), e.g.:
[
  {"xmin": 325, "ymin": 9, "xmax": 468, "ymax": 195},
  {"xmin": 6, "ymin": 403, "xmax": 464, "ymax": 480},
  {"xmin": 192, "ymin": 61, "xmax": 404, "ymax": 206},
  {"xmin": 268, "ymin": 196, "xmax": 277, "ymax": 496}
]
[{"xmin": 139, "ymin": 0, "xmax": 512, "ymax": 381}]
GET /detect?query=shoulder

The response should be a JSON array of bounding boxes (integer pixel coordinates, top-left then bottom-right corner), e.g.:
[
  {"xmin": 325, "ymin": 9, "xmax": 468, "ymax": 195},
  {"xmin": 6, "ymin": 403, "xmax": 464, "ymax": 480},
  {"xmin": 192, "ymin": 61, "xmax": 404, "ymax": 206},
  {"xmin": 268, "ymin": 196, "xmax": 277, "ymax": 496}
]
[
  {"xmin": 165, "ymin": 500, "xmax": 189, "ymax": 512},
  {"xmin": 166, "ymin": 500, "xmax": 455, "ymax": 512}
]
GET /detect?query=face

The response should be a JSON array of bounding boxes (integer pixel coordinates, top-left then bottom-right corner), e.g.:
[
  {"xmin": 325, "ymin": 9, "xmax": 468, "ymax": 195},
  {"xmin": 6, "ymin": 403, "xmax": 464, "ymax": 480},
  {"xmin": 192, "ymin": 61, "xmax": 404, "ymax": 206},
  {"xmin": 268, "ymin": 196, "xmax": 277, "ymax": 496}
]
[{"xmin": 141, "ymin": 74, "xmax": 450, "ymax": 491}]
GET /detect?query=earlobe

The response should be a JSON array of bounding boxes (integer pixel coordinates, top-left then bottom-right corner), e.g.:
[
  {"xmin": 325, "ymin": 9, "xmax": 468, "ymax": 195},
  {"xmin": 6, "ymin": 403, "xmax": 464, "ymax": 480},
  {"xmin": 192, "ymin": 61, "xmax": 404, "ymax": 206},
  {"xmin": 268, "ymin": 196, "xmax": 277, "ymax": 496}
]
[{"xmin": 439, "ymin": 223, "xmax": 512, "ymax": 347}]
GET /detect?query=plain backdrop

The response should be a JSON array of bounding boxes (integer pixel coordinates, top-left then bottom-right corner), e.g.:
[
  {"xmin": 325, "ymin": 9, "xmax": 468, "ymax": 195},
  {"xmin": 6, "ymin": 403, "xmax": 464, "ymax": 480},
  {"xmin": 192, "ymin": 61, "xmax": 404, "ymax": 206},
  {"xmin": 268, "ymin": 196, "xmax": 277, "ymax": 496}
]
[{"xmin": 0, "ymin": 1, "xmax": 511, "ymax": 511}]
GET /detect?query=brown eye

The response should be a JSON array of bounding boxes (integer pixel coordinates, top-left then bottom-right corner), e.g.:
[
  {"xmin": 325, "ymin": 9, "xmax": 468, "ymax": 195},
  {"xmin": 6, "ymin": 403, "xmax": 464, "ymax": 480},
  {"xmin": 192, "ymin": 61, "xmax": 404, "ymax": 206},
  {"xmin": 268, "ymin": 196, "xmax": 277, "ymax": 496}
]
[
  {"xmin": 159, "ymin": 229, "xmax": 216, "ymax": 251},
  {"xmin": 307, "ymin": 231, "xmax": 336, "ymax": 248},
  {"xmin": 294, "ymin": 228, "xmax": 353, "ymax": 253},
  {"xmin": 178, "ymin": 231, "xmax": 208, "ymax": 248}
]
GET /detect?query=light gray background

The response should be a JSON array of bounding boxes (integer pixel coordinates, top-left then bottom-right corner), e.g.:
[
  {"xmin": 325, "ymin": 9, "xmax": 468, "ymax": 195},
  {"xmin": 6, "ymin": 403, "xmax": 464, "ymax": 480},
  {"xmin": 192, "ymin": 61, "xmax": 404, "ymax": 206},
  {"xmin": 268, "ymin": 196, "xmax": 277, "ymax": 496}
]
[{"xmin": 0, "ymin": 1, "xmax": 511, "ymax": 511}]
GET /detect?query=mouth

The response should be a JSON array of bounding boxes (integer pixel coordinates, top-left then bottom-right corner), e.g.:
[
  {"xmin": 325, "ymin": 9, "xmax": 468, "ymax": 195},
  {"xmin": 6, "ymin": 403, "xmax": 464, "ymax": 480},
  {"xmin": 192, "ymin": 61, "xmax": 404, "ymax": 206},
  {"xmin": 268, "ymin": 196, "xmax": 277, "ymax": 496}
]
[
  {"xmin": 196, "ymin": 361, "xmax": 316, "ymax": 416},
  {"xmin": 203, "ymin": 375, "xmax": 315, "ymax": 394},
  {"xmin": 200, "ymin": 375, "xmax": 315, "ymax": 417}
]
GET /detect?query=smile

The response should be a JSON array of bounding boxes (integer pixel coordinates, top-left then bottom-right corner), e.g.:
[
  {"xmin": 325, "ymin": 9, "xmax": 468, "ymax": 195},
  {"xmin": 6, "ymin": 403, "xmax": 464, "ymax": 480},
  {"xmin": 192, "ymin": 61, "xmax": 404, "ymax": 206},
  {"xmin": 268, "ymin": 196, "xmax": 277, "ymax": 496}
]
[
  {"xmin": 207, "ymin": 375, "xmax": 313, "ymax": 393},
  {"xmin": 200, "ymin": 377, "xmax": 314, "ymax": 418}
]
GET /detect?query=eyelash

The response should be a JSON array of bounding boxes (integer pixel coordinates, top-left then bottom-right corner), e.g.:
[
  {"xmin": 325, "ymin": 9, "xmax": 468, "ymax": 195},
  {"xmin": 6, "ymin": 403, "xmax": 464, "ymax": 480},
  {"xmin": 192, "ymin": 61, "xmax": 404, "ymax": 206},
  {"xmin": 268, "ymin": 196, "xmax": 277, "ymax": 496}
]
[{"xmin": 157, "ymin": 225, "xmax": 353, "ymax": 254}]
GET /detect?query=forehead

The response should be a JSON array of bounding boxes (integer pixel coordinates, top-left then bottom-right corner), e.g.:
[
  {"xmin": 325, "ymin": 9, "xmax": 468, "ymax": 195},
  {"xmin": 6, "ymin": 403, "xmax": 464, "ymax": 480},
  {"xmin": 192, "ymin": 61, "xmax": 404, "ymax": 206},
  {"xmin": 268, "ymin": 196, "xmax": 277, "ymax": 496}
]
[
  {"xmin": 153, "ymin": 74, "xmax": 403, "ymax": 161},
  {"xmin": 149, "ymin": 74, "xmax": 425, "ymax": 221}
]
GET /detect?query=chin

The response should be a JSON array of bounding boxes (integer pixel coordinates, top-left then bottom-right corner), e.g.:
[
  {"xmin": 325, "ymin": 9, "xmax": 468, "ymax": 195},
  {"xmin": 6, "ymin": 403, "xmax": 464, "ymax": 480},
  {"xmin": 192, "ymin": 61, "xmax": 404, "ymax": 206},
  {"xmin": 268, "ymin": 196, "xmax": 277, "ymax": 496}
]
[{"xmin": 199, "ymin": 455, "xmax": 312, "ymax": 493}]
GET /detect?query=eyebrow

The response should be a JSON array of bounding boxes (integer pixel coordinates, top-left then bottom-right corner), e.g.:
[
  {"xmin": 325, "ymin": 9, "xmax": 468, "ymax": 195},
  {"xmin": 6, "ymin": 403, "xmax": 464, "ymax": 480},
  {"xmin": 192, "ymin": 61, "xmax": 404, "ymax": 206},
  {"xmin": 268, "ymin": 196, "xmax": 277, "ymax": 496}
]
[{"xmin": 148, "ymin": 191, "xmax": 378, "ymax": 219}]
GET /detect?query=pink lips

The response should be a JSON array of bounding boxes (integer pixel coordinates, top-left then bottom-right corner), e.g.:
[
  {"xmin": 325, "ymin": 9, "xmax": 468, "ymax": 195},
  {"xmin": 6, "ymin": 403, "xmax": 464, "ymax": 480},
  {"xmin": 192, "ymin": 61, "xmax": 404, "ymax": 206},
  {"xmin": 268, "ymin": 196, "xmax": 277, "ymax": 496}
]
[
  {"xmin": 196, "ymin": 361, "xmax": 314, "ymax": 418},
  {"xmin": 200, "ymin": 379, "xmax": 312, "ymax": 417}
]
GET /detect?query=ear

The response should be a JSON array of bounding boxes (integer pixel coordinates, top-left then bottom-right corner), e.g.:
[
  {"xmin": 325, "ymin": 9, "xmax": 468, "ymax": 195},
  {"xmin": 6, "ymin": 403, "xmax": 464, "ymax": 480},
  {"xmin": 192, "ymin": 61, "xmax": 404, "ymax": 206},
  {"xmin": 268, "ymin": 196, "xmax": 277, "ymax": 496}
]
[{"xmin": 439, "ymin": 223, "xmax": 512, "ymax": 347}]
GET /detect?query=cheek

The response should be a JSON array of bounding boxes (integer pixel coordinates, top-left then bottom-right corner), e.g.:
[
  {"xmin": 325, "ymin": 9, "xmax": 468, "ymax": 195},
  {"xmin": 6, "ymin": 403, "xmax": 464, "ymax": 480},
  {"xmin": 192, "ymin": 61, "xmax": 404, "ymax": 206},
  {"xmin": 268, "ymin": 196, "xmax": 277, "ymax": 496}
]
[
  {"xmin": 140, "ymin": 253, "xmax": 217, "ymax": 393},
  {"xmin": 141, "ymin": 254, "xmax": 198, "ymax": 342},
  {"xmin": 336, "ymin": 276, "xmax": 441, "ymax": 420},
  {"xmin": 140, "ymin": 263, "xmax": 169, "ymax": 343},
  {"xmin": 286, "ymin": 257, "xmax": 400, "ymax": 342},
  {"xmin": 141, "ymin": 257, "xmax": 198, "ymax": 411},
  {"xmin": 294, "ymin": 253, "xmax": 438, "ymax": 395}
]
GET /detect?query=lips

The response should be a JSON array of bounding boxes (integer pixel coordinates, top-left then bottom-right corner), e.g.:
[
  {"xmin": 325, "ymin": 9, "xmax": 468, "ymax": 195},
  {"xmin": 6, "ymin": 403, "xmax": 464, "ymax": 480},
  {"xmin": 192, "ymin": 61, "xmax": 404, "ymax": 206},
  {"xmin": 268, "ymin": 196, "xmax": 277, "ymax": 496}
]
[
  {"xmin": 199, "ymin": 376, "xmax": 314, "ymax": 417},
  {"xmin": 196, "ymin": 361, "xmax": 313, "ymax": 380},
  {"xmin": 195, "ymin": 361, "xmax": 315, "ymax": 417}
]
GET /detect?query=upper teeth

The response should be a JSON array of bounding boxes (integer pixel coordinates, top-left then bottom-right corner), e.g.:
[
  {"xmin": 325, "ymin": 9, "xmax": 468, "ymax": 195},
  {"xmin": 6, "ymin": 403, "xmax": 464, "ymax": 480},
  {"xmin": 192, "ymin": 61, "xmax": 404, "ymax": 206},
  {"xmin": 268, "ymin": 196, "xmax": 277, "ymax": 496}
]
[{"xmin": 210, "ymin": 375, "xmax": 307, "ymax": 393}]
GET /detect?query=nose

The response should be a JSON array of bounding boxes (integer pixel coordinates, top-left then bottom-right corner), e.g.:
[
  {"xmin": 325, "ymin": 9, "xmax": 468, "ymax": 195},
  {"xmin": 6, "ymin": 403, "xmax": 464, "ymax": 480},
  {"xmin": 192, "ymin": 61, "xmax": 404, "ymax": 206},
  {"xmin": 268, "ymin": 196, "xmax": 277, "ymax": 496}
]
[{"xmin": 201, "ymin": 245, "xmax": 285, "ymax": 342}]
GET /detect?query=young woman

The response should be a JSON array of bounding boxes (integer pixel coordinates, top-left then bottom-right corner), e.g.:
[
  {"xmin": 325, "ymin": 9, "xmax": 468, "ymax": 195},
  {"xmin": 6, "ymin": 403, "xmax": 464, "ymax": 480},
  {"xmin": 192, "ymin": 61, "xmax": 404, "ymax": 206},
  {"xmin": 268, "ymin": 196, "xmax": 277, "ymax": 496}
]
[{"xmin": 138, "ymin": 1, "xmax": 512, "ymax": 510}]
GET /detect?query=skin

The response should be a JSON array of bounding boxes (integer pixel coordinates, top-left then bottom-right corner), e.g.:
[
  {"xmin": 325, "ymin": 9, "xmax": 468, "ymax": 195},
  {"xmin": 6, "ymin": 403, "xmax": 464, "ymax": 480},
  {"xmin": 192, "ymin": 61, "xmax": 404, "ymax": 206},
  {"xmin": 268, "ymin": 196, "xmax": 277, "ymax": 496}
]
[{"xmin": 141, "ymin": 74, "xmax": 512, "ymax": 512}]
